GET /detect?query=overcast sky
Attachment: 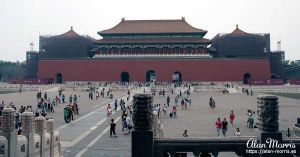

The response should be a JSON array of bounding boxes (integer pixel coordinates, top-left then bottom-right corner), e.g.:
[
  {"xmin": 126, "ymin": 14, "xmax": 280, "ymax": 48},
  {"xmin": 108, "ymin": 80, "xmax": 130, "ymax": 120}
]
[{"xmin": 0, "ymin": 0, "xmax": 299, "ymax": 62}]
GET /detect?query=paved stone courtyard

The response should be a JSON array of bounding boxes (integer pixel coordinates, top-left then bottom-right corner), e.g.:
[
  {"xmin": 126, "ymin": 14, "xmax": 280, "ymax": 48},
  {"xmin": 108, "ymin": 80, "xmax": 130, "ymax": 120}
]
[
  {"xmin": 155, "ymin": 91, "xmax": 300, "ymax": 138},
  {"xmin": 0, "ymin": 86, "xmax": 126, "ymax": 129},
  {"xmin": 0, "ymin": 84, "xmax": 299, "ymax": 157}
]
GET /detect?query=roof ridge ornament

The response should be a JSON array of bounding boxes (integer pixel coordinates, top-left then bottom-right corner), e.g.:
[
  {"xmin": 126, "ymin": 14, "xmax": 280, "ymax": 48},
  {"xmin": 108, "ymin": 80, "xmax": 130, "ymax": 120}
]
[
  {"xmin": 121, "ymin": 17, "xmax": 125, "ymax": 22},
  {"xmin": 71, "ymin": 26, "xmax": 73, "ymax": 30},
  {"xmin": 236, "ymin": 24, "xmax": 238, "ymax": 29},
  {"xmin": 182, "ymin": 17, "xmax": 185, "ymax": 21}
]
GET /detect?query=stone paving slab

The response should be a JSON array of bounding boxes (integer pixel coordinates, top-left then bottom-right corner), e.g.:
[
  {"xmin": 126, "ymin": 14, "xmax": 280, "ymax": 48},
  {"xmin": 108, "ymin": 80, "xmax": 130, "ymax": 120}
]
[
  {"xmin": 62, "ymin": 88, "xmax": 143, "ymax": 157},
  {"xmin": 60, "ymin": 95, "xmax": 129, "ymax": 149},
  {"xmin": 80, "ymin": 118, "xmax": 131, "ymax": 157}
]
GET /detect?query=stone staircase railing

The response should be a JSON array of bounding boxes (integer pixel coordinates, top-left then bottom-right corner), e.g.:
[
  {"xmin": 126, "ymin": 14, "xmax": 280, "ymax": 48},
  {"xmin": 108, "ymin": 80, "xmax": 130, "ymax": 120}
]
[{"xmin": 0, "ymin": 109, "xmax": 61, "ymax": 157}]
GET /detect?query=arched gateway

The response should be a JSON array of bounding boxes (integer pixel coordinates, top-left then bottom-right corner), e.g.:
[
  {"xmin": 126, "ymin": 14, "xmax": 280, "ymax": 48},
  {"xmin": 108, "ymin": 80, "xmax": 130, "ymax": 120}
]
[
  {"xmin": 121, "ymin": 71, "xmax": 130, "ymax": 82},
  {"xmin": 172, "ymin": 71, "xmax": 182, "ymax": 82},
  {"xmin": 56, "ymin": 73, "xmax": 63, "ymax": 84},
  {"xmin": 146, "ymin": 70, "xmax": 156, "ymax": 82},
  {"xmin": 243, "ymin": 73, "xmax": 252, "ymax": 84}
]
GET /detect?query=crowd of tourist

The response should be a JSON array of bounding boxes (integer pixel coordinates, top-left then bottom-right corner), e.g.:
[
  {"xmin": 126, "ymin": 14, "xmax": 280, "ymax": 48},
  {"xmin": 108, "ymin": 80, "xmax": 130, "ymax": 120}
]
[
  {"xmin": 0, "ymin": 81, "xmax": 258, "ymax": 140},
  {"xmin": 0, "ymin": 86, "xmax": 85, "ymax": 134},
  {"xmin": 109, "ymin": 90, "xmax": 133, "ymax": 137},
  {"xmin": 142, "ymin": 82, "xmax": 259, "ymax": 139}
]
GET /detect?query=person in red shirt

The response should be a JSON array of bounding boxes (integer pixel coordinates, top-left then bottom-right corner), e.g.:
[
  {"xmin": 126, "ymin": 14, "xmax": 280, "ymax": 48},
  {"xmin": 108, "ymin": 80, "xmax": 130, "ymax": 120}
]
[
  {"xmin": 172, "ymin": 106, "xmax": 177, "ymax": 117},
  {"xmin": 229, "ymin": 110, "xmax": 235, "ymax": 126},
  {"xmin": 215, "ymin": 118, "xmax": 222, "ymax": 136}
]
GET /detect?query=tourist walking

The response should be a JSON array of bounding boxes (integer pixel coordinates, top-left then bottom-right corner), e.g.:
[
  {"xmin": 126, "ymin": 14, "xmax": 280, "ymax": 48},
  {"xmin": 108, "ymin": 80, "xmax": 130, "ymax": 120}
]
[
  {"xmin": 44, "ymin": 92, "xmax": 47, "ymax": 100},
  {"xmin": 50, "ymin": 101, "xmax": 55, "ymax": 112},
  {"xmin": 167, "ymin": 96, "xmax": 170, "ymax": 106},
  {"xmin": 209, "ymin": 97, "xmax": 216, "ymax": 110},
  {"xmin": 127, "ymin": 104, "xmax": 132, "ymax": 115},
  {"xmin": 127, "ymin": 89, "xmax": 130, "ymax": 97},
  {"xmin": 122, "ymin": 114, "xmax": 129, "ymax": 134},
  {"xmin": 222, "ymin": 118, "xmax": 228, "ymax": 137},
  {"xmin": 247, "ymin": 111, "xmax": 254, "ymax": 128},
  {"xmin": 101, "ymin": 89, "xmax": 104, "ymax": 98},
  {"xmin": 59, "ymin": 90, "xmax": 62, "ymax": 98},
  {"xmin": 119, "ymin": 99, "xmax": 123, "ymax": 110},
  {"xmin": 96, "ymin": 91, "xmax": 100, "ymax": 100},
  {"xmin": 67, "ymin": 103, "xmax": 74, "ymax": 120},
  {"xmin": 125, "ymin": 115, "xmax": 132, "ymax": 135},
  {"xmin": 74, "ymin": 102, "xmax": 79, "ymax": 115},
  {"xmin": 156, "ymin": 104, "xmax": 161, "ymax": 118},
  {"xmin": 114, "ymin": 100, "xmax": 118, "ymax": 111},
  {"xmin": 171, "ymin": 106, "xmax": 177, "ymax": 118},
  {"xmin": 215, "ymin": 118, "xmax": 222, "ymax": 137},
  {"xmin": 0, "ymin": 101, "xmax": 5, "ymax": 110},
  {"xmin": 35, "ymin": 108, "xmax": 40, "ymax": 117},
  {"xmin": 107, "ymin": 90, "xmax": 110, "ymax": 97},
  {"xmin": 55, "ymin": 96, "xmax": 60, "ymax": 104},
  {"xmin": 107, "ymin": 104, "xmax": 112, "ymax": 117},
  {"xmin": 36, "ymin": 91, "xmax": 41, "ymax": 103},
  {"xmin": 175, "ymin": 96, "xmax": 178, "ymax": 106},
  {"xmin": 69, "ymin": 95, "xmax": 72, "ymax": 104},
  {"xmin": 162, "ymin": 104, "xmax": 167, "ymax": 116},
  {"xmin": 181, "ymin": 98, "xmax": 185, "ymax": 110},
  {"xmin": 229, "ymin": 110, "xmax": 235, "ymax": 126},
  {"xmin": 182, "ymin": 129, "xmax": 188, "ymax": 137},
  {"xmin": 73, "ymin": 94, "xmax": 77, "ymax": 103},
  {"xmin": 184, "ymin": 100, "xmax": 187, "ymax": 110},
  {"xmin": 62, "ymin": 93, "xmax": 65, "ymax": 103},
  {"xmin": 110, "ymin": 119, "xmax": 117, "ymax": 137},
  {"xmin": 121, "ymin": 111, "xmax": 127, "ymax": 131}
]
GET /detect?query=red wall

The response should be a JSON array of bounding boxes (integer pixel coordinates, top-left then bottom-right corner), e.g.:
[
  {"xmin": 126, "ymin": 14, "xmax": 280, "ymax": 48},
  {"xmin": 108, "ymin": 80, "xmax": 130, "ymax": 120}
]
[
  {"xmin": 37, "ymin": 59, "xmax": 270, "ymax": 82},
  {"xmin": 289, "ymin": 79, "xmax": 300, "ymax": 85}
]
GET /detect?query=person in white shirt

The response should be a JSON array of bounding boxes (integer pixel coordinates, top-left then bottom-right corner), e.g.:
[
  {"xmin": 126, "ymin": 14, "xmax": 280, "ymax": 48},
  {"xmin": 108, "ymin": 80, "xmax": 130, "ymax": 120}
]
[
  {"xmin": 125, "ymin": 116, "xmax": 132, "ymax": 135},
  {"xmin": 234, "ymin": 128, "xmax": 241, "ymax": 137},
  {"xmin": 162, "ymin": 104, "xmax": 167, "ymax": 116}
]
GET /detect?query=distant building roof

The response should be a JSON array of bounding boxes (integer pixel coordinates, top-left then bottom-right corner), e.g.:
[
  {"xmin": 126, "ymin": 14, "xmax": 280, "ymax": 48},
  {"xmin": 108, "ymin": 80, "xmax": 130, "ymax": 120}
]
[
  {"xmin": 99, "ymin": 18, "xmax": 207, "ymax": 34},
  {"xmin": 95, "ymin": 37, "xmax": 211, "ymax": 44},
  {"xmin": 211, "ymin": 25, "xmax": 269, "ymax": 40},
  {"xmin": 229, "ymin": 25, "xmax": 250, "ymax": 36},
  {"xmin": 57, "ymin": 26, "xmax": 80, "ymax": 37},
  {"xmin": 40, "ymin": 27, "xmax": 96, "ymax": 41}
]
